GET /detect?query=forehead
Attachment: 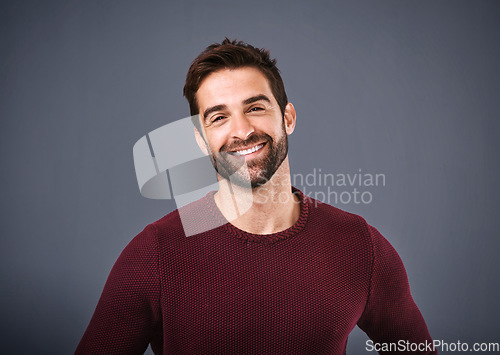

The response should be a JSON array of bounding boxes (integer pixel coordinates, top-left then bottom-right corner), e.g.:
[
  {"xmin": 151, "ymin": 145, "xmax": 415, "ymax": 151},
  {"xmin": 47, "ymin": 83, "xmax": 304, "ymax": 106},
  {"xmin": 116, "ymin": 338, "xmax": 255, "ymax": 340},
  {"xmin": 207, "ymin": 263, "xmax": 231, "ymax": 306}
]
[{"xmin": 196, "ymin": 67, "xmax": 274, "ymax": 108}]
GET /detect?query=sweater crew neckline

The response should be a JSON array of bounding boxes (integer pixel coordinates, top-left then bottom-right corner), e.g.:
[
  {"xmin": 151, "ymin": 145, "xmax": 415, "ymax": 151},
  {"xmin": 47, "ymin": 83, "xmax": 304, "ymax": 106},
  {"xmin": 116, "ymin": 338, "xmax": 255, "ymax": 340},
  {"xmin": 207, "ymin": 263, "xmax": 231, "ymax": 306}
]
[{"xmin": 205, "ymin": 187, "xmax": 310, "ymax": 244}]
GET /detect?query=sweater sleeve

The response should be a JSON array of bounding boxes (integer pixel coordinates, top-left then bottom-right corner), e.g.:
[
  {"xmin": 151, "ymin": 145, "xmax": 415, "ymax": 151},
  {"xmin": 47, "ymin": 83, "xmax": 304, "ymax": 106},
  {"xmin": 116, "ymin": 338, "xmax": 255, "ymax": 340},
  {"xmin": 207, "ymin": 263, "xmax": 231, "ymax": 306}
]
[
  {"xmin": 76, "ymin": 224, "xmax": 162, "ymax": 355},
  {"xmin": 357, "ymin": 224, "xmax": 436, "ymax": 354}
]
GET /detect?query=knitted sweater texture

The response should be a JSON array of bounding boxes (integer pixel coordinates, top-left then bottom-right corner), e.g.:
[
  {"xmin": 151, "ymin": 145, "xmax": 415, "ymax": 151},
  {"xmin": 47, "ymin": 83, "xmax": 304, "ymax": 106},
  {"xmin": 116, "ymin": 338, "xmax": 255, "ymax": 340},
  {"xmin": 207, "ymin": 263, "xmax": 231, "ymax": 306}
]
[{"xmin": 77, "ymin": 189, "xmax": 435, "ymax": 354}]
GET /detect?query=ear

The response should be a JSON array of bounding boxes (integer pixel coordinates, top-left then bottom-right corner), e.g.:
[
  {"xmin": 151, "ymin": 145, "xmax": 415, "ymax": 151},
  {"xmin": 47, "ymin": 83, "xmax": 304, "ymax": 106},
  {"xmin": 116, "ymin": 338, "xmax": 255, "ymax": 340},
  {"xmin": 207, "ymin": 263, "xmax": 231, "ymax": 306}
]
[
  {"xmin": 283, "ymin": 102, "xmax": 296, "ymax": 135},
  {"xmin": 194, "ymin": 127, "xmax": 209, "ymax": 156}
]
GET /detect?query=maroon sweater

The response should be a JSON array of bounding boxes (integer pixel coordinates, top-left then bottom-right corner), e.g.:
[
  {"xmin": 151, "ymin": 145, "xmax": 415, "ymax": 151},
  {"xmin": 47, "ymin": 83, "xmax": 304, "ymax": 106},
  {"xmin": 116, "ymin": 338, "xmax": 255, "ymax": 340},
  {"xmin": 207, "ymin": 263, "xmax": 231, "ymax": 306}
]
[{"xmin": 77, "ymin": 189, "xmax": 435, "ymax": 354}]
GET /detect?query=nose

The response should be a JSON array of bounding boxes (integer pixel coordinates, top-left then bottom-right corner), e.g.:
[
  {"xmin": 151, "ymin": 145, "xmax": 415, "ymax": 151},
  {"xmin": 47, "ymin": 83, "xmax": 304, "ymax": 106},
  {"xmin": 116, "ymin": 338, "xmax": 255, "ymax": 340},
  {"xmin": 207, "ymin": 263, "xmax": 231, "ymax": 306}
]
[{"xmin": 230, "ymin": 113, "xmax": 254, "ymax": 140}]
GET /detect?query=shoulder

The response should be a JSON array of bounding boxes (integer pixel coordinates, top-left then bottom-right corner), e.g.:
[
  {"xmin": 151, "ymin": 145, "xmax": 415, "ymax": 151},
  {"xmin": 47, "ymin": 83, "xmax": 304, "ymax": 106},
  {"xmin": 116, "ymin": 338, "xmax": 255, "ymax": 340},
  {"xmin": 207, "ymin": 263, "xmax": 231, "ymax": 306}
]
[
  {"xmin": 309, "ymin": 198, "xmax": 404, "ymax": 270},
  {"xmin": 150, "ymin": 191, "xmax": 218, "ymax": 242},
  {"xmin": 111, "ymin": 210, "xmax": 184, "ymax": 284},
  {"xmin": 150, "ymin": 208, "xmax": 184, "ymax": 239},
  {"xmin": 306, "ymin": 196, "xmax": 371, "ymax": 238},
  {"xmin": 305, "ymin": 197, "xmax": 407, "ymax": 282},
  {"xmin": 304, "ymin": 195, "xmax": 395, "ymax": 259},
  {"xmin": 119, "ymin": 223, "xmax": 159, "ymax": 260},
  {"xmin": 115, "ymin": 209, "xmax": 183, "ymax": 266}
]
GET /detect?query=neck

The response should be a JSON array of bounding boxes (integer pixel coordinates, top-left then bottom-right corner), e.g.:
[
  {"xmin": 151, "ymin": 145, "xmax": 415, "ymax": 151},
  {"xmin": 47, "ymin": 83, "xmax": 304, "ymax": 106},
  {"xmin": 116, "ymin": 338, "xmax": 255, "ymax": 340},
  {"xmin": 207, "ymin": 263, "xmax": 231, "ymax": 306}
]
[{"xmin": 214, "ymin": 156, "xmax": 301, "ymax": 235}]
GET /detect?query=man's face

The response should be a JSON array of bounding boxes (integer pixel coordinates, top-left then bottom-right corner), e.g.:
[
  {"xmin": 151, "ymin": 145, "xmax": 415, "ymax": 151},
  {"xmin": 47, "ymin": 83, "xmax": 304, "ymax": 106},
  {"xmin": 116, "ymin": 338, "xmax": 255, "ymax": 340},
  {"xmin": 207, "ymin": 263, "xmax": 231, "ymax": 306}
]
[{"xmin": 195, "ymin": 67, "xmax": 294, "ymax": 188}]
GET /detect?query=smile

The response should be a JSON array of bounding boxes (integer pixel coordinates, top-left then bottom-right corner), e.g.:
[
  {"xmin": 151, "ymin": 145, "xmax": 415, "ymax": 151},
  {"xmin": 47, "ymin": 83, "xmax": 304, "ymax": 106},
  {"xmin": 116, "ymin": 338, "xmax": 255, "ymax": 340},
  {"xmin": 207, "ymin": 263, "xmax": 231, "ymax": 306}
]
[{"xmin": 228, "ymin": 143, "xmax": 265, "ymax": 156}]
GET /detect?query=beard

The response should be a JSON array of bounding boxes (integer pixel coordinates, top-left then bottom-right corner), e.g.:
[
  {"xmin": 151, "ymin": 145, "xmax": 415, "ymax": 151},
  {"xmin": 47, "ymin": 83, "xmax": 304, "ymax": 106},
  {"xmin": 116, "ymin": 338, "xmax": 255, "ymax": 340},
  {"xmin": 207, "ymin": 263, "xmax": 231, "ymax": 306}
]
[{"xmin": 209, "ymin": 123, "xmax": 288, "ymax": 189}]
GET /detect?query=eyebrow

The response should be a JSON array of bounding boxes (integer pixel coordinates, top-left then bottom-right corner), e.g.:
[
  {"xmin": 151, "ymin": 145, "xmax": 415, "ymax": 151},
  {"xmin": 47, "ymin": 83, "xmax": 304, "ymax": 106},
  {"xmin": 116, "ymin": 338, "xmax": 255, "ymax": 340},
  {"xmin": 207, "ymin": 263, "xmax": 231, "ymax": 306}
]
[
  {"xmin": 243, "ymin": 94, "xmax": 271, "ymax": 106},
  {"xmin": 202, "ymin": 95, "xmax": 272, "ymax": 123}
]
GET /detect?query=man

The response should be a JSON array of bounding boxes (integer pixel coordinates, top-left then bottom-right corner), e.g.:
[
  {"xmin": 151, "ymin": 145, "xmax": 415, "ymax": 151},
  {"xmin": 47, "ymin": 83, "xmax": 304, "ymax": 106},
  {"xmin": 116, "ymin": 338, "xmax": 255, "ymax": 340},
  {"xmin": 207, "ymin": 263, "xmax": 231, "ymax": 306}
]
[{"xmin": 77, "ymin": 39, "xmax": 435, "ymax": 354}]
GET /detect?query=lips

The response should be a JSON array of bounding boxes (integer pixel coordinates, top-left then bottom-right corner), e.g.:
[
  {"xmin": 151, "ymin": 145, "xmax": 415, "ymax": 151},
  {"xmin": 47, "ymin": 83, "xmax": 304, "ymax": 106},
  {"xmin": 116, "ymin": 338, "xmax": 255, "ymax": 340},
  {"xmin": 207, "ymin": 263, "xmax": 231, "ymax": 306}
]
[{"xmin": 228, "ymin": 143, "xmax": 265, "ymax": 156}]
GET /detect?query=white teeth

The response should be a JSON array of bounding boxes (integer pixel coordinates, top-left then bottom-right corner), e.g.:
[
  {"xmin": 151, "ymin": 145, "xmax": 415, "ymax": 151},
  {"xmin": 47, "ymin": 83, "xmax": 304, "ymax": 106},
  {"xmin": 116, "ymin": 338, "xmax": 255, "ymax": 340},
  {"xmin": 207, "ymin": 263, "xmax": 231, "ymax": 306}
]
[{"xmin": 231, "ymin": 144, "xmax": 264, "ymax": 156}]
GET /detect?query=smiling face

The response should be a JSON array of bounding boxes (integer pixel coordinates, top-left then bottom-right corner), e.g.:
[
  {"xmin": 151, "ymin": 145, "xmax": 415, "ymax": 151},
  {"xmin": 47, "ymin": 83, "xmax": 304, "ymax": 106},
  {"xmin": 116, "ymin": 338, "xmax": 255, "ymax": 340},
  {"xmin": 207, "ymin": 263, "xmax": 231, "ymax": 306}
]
[{"xmin": 195, "ymin": 66, "xmax": 295, "ymax": 188}]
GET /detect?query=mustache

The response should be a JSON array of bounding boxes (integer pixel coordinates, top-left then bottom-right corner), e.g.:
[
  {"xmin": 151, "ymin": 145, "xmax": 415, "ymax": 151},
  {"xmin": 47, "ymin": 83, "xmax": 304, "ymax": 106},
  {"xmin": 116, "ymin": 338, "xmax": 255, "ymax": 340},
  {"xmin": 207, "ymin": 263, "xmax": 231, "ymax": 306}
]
[{"xmin": 219, "ymin": 133, "xmax": 272, "ymax": 153}]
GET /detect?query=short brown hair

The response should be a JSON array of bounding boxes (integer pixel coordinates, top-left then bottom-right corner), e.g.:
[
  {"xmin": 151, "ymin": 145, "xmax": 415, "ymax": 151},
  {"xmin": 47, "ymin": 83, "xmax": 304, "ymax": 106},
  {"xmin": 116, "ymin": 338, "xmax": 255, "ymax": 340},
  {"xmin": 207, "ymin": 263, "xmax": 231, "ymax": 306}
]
[{"xmin": 183, "ymin": 38, "xmax": 288, "ymax": 120}]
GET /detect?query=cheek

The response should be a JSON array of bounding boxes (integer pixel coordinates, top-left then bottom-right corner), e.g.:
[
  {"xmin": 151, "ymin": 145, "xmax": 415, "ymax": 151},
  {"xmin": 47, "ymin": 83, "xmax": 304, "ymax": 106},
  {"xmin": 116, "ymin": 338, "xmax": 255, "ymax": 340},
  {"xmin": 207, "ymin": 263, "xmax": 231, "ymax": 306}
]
[
  {"xmin": 205, "ymin": 130, "xmax": 226, "ymax": 152},
  {"xmin": 273, "ymin": 120, "xmax": 287, "ymax": 137},
  {"xmin": 255, "ymin": 118, "xmax": 281, "ymax": 134}
]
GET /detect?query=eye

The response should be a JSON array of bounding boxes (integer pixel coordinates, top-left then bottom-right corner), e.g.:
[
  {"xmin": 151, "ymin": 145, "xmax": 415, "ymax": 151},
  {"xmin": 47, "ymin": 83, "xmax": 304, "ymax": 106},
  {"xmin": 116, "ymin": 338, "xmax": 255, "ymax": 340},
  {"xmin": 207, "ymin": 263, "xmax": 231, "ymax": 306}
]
[
  {"xmin": 248, "ymin": 106, "xmax": 264, "ymax": 113},
  {"xmin": 211, "ymin": 115, "xmax": 226, "ymax": 124}
]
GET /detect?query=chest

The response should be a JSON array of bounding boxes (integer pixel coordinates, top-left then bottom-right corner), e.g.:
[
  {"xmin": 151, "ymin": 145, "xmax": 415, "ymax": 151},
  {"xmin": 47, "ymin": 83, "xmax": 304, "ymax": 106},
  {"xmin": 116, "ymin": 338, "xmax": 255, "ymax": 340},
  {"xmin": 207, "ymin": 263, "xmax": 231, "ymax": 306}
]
[{"xmin": 158, "ymin": 239, "xmax": 371, "ymax": 353}]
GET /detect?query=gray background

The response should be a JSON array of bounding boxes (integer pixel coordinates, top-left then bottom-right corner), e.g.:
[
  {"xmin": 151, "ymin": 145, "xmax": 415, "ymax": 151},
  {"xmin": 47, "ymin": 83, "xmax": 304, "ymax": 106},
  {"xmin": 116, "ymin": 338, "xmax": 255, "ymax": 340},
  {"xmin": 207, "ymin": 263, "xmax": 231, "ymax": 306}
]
[{"xmin": 1, "ymin": 0, "xmax": 499, "ymax": 354}]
